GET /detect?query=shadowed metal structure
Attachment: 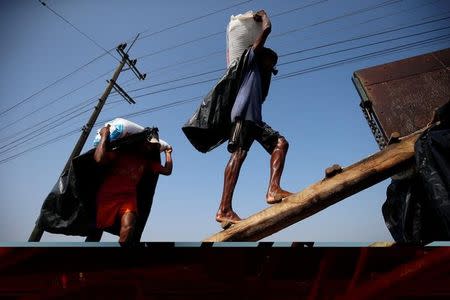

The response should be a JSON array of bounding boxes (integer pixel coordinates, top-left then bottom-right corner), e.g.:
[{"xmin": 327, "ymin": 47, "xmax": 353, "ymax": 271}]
[{"xmin": 0, "ymin": 246, "xmax": 449, "ymax": 299}]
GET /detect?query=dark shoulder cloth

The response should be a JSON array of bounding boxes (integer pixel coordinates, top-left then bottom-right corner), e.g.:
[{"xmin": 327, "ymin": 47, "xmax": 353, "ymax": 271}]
[{"xmin": 182, "ymin": 49, "xmax": 251, "ymax": 153}]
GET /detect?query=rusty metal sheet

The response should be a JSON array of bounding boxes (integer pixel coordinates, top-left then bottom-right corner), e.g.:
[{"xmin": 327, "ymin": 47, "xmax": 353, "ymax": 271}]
[
  {"xmin": 353, "ymin": 48, "xmax": 450, "ymax": 148},
  {"xmin": 365, "ymin": 69, "xmax": 450, "ymax": 138},
  {"xmin": 354, "ymin": 48, "xmax": 450, "ymax": 86}
]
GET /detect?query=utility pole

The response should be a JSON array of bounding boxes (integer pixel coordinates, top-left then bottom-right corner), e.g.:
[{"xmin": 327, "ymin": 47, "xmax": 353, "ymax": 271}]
[{"xmin": 29, "ymin": 39, "xmax": 145, "ymax": 242}]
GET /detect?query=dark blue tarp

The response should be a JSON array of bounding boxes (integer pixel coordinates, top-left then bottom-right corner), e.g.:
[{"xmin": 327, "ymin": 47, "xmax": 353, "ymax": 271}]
[{"xmin": 383, "ymin": 102, "xmax": 450, "ymax": 243}]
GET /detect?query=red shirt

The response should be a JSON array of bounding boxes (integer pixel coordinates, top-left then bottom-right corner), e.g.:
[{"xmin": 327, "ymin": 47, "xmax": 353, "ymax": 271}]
[{"xmin": 96, "ymin": 152, "xmax": 162, "ymax": 229}]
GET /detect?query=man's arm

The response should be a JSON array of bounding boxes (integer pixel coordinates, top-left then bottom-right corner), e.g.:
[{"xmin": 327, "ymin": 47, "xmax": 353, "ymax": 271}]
[
  {"xmin": 159, "ymin": 146, "xmax": 173, "ymax": 176},
  {"xmin": 94, "ymin": 125, "xmax": 115, "ymax": 165},
  {"xmin": 252, "ymin": 10, "xmax": 271, "ymax": 53}
]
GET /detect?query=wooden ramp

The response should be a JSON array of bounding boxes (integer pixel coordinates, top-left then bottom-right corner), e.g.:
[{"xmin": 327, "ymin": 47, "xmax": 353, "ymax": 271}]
[{"xmin": 204, "ymin": 129, "xmax": 424, "ymax": 242}]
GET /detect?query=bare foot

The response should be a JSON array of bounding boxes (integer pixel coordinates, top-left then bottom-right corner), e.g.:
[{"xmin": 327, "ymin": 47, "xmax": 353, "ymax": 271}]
[
  {"xmin": 266, "ymin": 189, "xmax": 293, "ymax": 204},
  {"xmin": 216, "ymin": 211, "xmax": 242, "ymax": 229}
]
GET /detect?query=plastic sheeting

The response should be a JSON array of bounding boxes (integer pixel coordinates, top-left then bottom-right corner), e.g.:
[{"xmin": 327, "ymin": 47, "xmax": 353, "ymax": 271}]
[
  {"xmin": 182, "ymin": 49, "xmax": 250, "ymax": 153},
  {"xmin": 35, "ymin": 129, "xmax": 160, "ymax": 238},
  {"xmin": 383, "ymin": 119, "xmax": 450, "ymax": 243}
]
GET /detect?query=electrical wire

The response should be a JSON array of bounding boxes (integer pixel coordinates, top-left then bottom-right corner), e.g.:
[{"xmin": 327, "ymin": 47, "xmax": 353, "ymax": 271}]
[
  {"xmin": 0, "ymin": 1, "xmax": 254, "ymax": 121},
  {"xmin": 278, "ymin": 26, "xmax": 450, "ymax": 67},
  {"xmin": 3, "ymin": 33, "xmax": 448, "ymax": 165},
  {"xmin": 0, "ymin": 0, "xmax": 400, "ymax": 127},
  {"xmin": 279, "ymin": 16, "xmax": 450, "ymax": 58},
  {"xmin": 0, "ymin": 68, "xmax": 114, "ymax": 134},
  {"xmin": 0, "ymin": 52, "xmax": 108, "ymax": 118},
  {"xmin": 37, "ymin": 0, "xmax": 120, "ymax": 62},
  {"xmin": 4, "ymin": 9, "xmax": 447, "ymax": 148},
  {"xmin": 272, "ymin": 0, "xmax": 403, "ymax": 39},
  {"xmin": 137, "ymin": 0, "xmax": 332, "ymax": 60},
  {"xmin": 275, "ymin": 35, "xmax": 450, "ymax": 81},
  {"xmin": 138, "ymin": 0, "xmax": 254, "ymax": 40},
  {"xmin": 2, "ymin": 1, "xmax": 448, "ymax": 163}
]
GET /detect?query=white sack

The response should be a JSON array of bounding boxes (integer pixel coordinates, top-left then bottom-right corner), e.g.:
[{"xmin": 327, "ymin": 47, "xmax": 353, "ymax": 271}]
[{"xmin": 226, "ymin": 11, "xmax": 263, "ymax": 66}]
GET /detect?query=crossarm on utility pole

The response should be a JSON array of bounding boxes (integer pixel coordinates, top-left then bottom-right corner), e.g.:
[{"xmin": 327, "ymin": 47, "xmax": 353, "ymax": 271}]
[{"xmin": 204, "ymin": 130, "xmax": 423, "ymax": 242}]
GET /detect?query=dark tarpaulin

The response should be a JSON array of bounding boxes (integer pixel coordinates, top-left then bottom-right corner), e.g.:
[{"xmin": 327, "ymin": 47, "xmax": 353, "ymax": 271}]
[
  {"xmin": 35, "ymin": 129, "xmax": 160, "ymax": 237},
  {"xmin": 383, "ymin": 102, "xmax": 450, "ymax": 243},
  {"xmin": 182, "ymin": 49, "xmax": 250, "ymax": 153}
]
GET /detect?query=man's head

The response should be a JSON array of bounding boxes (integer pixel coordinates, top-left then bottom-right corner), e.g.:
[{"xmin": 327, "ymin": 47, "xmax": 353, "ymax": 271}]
[{"xmin": 260, "ymin": 47, "xmax": 278, "ymax": 76}]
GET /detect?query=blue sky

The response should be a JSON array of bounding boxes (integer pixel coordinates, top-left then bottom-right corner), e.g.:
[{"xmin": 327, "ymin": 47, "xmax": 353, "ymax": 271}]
[{"xmin": 0, "ymin": 0, "xmax": 449, "ymax": 243}]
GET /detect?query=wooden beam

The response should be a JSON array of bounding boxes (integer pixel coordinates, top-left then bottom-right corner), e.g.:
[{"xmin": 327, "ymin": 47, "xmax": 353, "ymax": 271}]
[{"xmin": 204, "ymin": 130, "xmax": 422, "ymax": 242}]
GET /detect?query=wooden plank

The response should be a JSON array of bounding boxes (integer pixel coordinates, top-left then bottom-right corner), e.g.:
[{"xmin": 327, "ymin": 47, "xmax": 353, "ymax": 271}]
[{"xmin": 204, "ymin": 131, "xmax": 422, "ymax": 242}]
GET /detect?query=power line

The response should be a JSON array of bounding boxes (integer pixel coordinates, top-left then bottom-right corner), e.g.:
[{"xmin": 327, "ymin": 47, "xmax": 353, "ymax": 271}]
[
  {"xmin": 4, "ymin": 32, "xmax": 446, "ymax": 165},
  {"xmin": 271, "ymin": 0, "xmax": 328, "ymax": 18},
  {"xmin": 0, "ymin": 106, "xmax": 94, "ymax": 155},
  {"xmin": 128, "ymin": 18, "xmax": 450, "ymax": 95},
  {"xmin": 137, "ymin": 0, "xmax": 342, "ymax": 60},
  {"xmin": 6, "ymin": 0, "xmax": 442, "ymax": 136},
  {"xmin": 133, "ymin": 78, "xmax": 217, "ymax": 99},
  {"xmin": 115, "ymin": 96, "xmax": 201, "ymax": 120},
  {"xmin": 0, "ymin": 68, "xmax": 114, "ymax": 134},
  {"xmin": 275, "ymin": 35, "xmax": 450, "ymax": 81},
  {"xmin": 0, "ymin": 129, "xmax": 80, "ymax": 165},
  {"xmin": 0, "ymin": 97, "xmax": 97, "ymax": 147},
  {"xmin": 128, "ymin": 29, "xmax": 450, "ymax": 99},
  {"xmin": 0, "ymin": 0, "xmax": 400, "ymax": 121},
  {"xmin": 7, "ymin": 15, "xmax": 448, "ymax": 153},
  {"xmin": 152, "ymin": 50, "xmax": 223, "ymax": 74},
  {"xmin": 127, "ymin": 68, "xmax": 224, "ymax": 93},
  {"xmin": 0, "ymin": 98, "xmax": 124, "ymax": 161},
  {"xmin": 279, "ymin": 16, "xmax": 450, "ymax": 58},
  {"xmin": 272, "ymin": 0, "xmax": 403, "ymax": 39},
  {"xmin": 138, "ymin": 0, "xmax": 254, "ymax": 39},
  {"xmin": 2, "ymin": 34, "xmax": 447, "ymax": 165},
  {"xmin": 352, "ymin": 0, "xmax": 444, "ymax": 26},
  {"xmin": 0, "ymin": 95, "xmax": 201, "ymax": 164},
  {"xmin": 2, "ymin": 0, "xmax": 398, "ymax": 125},
  {"xmin": 0, "ymin": 2, "xmax": 254, "ymax": 122},
  {"xmin": 37, "ymin": 0, "xmax": 120, "ymax": 62},
  {"xmin": 1, "ymin": 2, "xmax": 446, "ymax": 161},
  {"xmin": 0, "ymin": 52, "xmax": 108, "ymax": 118},
  {"xmin": 0, "ymin": 97, "xmax": 102, "ymax": 152},
  {"xmin": 6, "ymin": 6, "xmax": 446, "ymax": 145},
  {"xmin": 13, "ymin": 11, "xmax": 446, "ymax": 145},
  {"xmin": 278, "ymin": 26, "xmax": 450, "ymax": 67}
]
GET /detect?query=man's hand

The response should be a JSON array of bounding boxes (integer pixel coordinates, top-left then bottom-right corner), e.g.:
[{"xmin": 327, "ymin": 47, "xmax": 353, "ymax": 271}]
[
  {"xmin": 160, "ymin": 146, "xmax": 173, "ymax": 176},
  {"xmin": 253, "ymin": 10, "xmax": 266, "ymax": 22},
  {"xmin": 99, "ymin": 124, "xmax": 111, "ymax": 139},
  {"xmin": 253, "ymin": 10, "xmax": 271, "ymax": 30},
  {"xmin": 252, "ymin": 9, "xmax": 271, "ymax": 51},
  {"xmin": 94, "ymin": 124, "xmax": 114, "ymax": 164}
]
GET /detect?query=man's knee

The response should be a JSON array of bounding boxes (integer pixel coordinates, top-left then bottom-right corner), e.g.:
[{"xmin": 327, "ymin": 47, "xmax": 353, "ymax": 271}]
[
  {"xmin": 276, "ymin": 137, "xmax": 289, "ymax": 151},
  {"xmin": 121, "ymin": 212, "xmax": 137, "ymax": 231},
  {"xmin": 231, "ymin": 148, "xmax": 247, "ymax": 162}
]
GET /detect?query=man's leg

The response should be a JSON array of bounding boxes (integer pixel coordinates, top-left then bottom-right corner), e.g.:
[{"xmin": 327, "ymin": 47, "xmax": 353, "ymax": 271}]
[
  {"xmin": 266, "ymin": 137, "xmax": 293, "ymax": 204},
  {"xmin": 216, "ymin": 148, "xmax": 247, "ymax": 227},
  {"xmin": 119, "ymin": 211, "xmax": 137, "ymax": 245}
]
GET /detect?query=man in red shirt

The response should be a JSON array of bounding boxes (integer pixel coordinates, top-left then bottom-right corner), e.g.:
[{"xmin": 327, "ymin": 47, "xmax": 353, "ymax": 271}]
[{"xmin": 94, "ymin": 125, "xmax": 173, "ymax": 245}]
